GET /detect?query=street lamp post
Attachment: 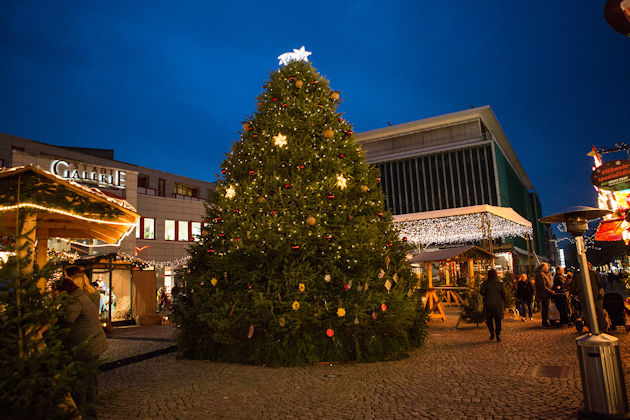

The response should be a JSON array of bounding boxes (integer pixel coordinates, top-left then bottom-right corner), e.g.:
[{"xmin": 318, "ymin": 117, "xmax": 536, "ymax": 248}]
[{"xmin": 540, "ymin": 206, "xmax": 629, "ymax": 419}]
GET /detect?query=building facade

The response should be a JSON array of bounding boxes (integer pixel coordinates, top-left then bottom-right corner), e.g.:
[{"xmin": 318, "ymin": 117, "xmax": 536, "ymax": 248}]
[
  {"xmin": 0, "ymin": 132, "xmax": 215, "ymax": 293},
  {"xmin": 355, "ymin": 106, "xmax": 551, "ymax": 264}
]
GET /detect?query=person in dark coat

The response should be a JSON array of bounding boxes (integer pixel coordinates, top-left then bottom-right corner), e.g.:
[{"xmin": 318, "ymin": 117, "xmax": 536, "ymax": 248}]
[
  {"xmin": 552, "ymin": 266, "xmax": 569, "ymax": 326},
  {"xmin": 56, "ymin": 277, "xmax": 109, "ymax": 417},
  {"xmin": 535, "ymin": 263, "xmax": 554, "ymax": 327},
  {"xmin": 480, "ymin": 269, "xmax": 507, "ymax": 342},
  {"xmin": 516, "ymin": 273, "xmax": 534, "ymax": 321}
]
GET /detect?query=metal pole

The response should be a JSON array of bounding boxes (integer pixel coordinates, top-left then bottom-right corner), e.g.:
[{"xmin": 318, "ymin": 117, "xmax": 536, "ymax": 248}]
[{"xmin": 575, "ymin": 235, "xmax": 600, "ymax": 335}]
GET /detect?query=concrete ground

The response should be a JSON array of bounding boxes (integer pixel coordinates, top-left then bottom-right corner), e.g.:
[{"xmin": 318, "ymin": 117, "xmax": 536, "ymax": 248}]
[{"xmin": 96, "ymin": 305, "xmax": 630, "ymax": 420}]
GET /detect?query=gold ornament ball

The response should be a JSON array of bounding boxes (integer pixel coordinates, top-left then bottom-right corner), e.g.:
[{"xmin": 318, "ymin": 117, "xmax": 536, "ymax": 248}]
[
  {"xmin": 360, "ymin": 185, "xmax": 369, "ymax": 193},
  {"xmin": 242, "ymin": 122, "xmax": 250, "ymax": 132},
  {"xmin": 331, "ymin": 91, "xmax": 340, "ymax": 100},
  {"xmin": 306, "ymin": 216, "xmax": 316, "ymax": 226},
  {"xmin": 257, "ymin": 196, "xmax": 266, "ymax": 203},
  {"xmin": 295, "ymin": 80, "xmax": 304, "ymax": 88},
  {"xmin": 323, "ymin": 129, "xmax": 334, "ymax": 139}
]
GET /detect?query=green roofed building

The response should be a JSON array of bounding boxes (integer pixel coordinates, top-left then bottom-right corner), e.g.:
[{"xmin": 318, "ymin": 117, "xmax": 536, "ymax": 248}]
[{"xmin": 355, "ymin": 106, "xmax": 554, "ymax": 272}]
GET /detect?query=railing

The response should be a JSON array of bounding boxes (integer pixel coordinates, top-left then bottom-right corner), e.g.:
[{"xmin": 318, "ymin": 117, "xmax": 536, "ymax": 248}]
[
  {"xmin": 171, "ymin": 193, "xmax": 205, "ymax": 202},
  {"xmin": 138, "ymin": 186, "xmax": 156, "ymax": 196}
]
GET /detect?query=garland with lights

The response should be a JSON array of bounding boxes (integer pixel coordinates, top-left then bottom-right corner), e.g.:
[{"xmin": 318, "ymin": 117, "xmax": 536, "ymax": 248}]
[
  {"xmin": 177, "ymin": 50, "xmax": 428, "ymax": 366},
  {"xmin": 396, "ymin": 212, "xmax": 533, "ymax": 246}
]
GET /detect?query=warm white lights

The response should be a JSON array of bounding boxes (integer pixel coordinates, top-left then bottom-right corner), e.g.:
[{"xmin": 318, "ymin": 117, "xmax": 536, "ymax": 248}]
[
  {"xmin": 396, "ymin": 212, "xmax": 533, "ymax": 245},
  {"xmin": 0, "ymin": 203, "xmax": 136, "ymax": 227},
  {"xmin": 273, "ymin": 133, "xmax": 288, "ymax": 148}
]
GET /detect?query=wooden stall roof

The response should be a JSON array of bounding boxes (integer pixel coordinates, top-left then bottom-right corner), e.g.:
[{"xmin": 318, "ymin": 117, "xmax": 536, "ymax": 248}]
[
  {"xmin": 409, "ymin": 246, "xmax": 495, "ymax": 263},
  {"xmin": 0, "ymin": 165, "xmax": 139, "ymax": 245}
]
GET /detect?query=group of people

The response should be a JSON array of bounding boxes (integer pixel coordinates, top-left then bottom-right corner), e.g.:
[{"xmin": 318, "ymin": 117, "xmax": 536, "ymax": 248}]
[{"xmin": 480, "ymin": 261, "xmax": 607, "ymax": 342}]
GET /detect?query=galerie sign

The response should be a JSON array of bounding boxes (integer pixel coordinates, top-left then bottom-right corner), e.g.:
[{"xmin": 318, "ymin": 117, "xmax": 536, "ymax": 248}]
[
  {"xmin": 591, "ymin": 159, "xmax": 630, "ymax": 192},
  {"xmin": 51, "ymin": 159, "xmax": 127, "ymax": 189}
]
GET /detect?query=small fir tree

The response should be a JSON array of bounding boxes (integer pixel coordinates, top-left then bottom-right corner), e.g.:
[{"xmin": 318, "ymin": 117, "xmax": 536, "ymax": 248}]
[
  {"xmin": 177, "ymin": 54, "xmax": 427, "ymax": 365},
  {"xmin": 0, "ymin": 219, "xmax": 98, "ymax": 419}
]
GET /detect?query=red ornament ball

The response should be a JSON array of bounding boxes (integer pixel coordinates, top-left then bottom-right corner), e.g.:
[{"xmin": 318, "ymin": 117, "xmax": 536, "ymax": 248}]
[
  {"xmin": 402, "ymin": 237, "xmax": 408, "ymax": 242},
  {"xmin": 285, "ymin": 184, "xmax": 291, "ymax": 189},
  {"xmin": 344, "ymin": 284, "xmax": 350, "ymax": 291},
  {"xmin": 326, "ymin": 328, "xmax": 335, "ymax": 337},
  {"xmin": 291, "ymin": 244, "xmax": 300, "ymax": 250},
  {"xmin": 387, "ymin": 242, "xmax": 393, "ymax": 247},
  {"xmin": 381, "ymin": 303, "xmax": 387, "ymax": 312},
  {"xmin": 272, "ymin": 98, "xmax": 277, "ymax": 101},
  {"xmin": 207, "ymin": 249, "xmax": 215, "ymax": 254},
  {"xmin": 249, "ymin": 170, "xmax": 255, "ymax": 175},
  {"xmin": 221, "ymin": 169, "xmax": 226, "ymax": 174},
  {"xmin": 327, "ymin": 193, "xmax": 335, "ymax": 200}
]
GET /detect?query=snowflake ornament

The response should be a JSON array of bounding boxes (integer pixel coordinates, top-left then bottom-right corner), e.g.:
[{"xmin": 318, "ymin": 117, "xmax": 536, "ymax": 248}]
[
  {"xmin": 336, "ymin": 174, "xmax": 347, "ymax": 189},
  {"xmin": 278, "ymin": 46, "xmax": 312, "ymax": 66},
  {"xmin": 273, "ymin": 133, "xmax": 288, "ymax": 147}
]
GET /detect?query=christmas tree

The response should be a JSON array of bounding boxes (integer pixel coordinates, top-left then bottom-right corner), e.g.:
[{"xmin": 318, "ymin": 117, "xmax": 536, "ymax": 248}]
[
  {"xmin": 177, "ymin": 49, "xmax": 428, "ymax": 365},
  {"xmin": 0, "ymin": 220, "xmax": 98, "ymax": 419}
]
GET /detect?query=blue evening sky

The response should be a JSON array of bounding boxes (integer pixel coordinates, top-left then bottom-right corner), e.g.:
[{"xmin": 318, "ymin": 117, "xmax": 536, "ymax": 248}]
[{"xmin": 1, "ymin": 1, "xmax": 628, "ymax": 216}]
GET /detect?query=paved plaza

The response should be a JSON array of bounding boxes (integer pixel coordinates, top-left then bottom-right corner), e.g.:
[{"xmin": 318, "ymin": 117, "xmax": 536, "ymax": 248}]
[{"xmin": 96, "ymin": 307, "xmax": 630, "ymax": 419}]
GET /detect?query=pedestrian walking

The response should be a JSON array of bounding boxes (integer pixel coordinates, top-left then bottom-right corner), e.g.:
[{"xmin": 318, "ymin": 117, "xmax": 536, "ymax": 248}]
[
  {"xmin": 535, "ymin": 263, "xmax": 554, "ymax": 327},
  {"xmin": 480, "ymin": 269, "xmax": 506, "ymax": 342},
  {"xmin": 516, "ymin": 273, "xmax": 534, "ymax": 320}
]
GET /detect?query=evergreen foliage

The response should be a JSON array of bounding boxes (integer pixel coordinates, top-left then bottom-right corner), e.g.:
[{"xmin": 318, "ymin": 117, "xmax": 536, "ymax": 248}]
[
  {"xmin": 176, "ymin": 59, "xmax": 427, "ymax": 365},
  {"xmin": 0, "ymin": 218, "xmax": 98, "ymax": 419}
]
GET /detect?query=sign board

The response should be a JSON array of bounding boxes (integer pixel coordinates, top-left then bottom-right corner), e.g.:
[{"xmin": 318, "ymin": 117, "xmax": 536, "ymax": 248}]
[
  {"xmin": 591, "ymin": 159, "xmax": 630, "ymax": 191},
  {"xmin": 50, "ymin": 159, "xmax": 126, "ymax": 189}
]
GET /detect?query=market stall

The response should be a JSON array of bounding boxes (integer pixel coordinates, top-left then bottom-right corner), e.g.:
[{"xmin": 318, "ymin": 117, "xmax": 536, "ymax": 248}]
[
  {"xmin": 409, "ymin": 246, "xmax": 495, "ymax": 321},
  {"xmin": 393, "ymin": 204, "xmax": 533, "ymax": 252},
  {"xmin": 0, "ymin": 165, "xmax": 139, "ymax": 286}
]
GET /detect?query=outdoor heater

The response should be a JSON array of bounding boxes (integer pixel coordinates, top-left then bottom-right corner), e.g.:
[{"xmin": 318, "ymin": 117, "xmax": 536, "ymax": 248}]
[{"xmin": 540, "ymin": 206, "xmax": 629, "ymax": 419}]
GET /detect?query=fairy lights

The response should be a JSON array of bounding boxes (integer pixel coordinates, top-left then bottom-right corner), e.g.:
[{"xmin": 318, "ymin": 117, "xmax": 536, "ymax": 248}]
[
  {"xmin": 0, "ymin": 203, "xmax": 136, "ymax": 227},
  {"xmin": 396, "ymin": 212, "xmax": 532, "ymax": 246}
]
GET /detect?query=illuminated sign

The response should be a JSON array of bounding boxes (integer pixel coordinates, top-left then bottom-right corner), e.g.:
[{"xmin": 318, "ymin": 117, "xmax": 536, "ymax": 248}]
[
  {"xmin": 591, "ymin": 159, "xmax": 630, "ymax": 191},
  {"xmin": 50, "ymin": 160, "xmax": 126, "ymax": 189}
]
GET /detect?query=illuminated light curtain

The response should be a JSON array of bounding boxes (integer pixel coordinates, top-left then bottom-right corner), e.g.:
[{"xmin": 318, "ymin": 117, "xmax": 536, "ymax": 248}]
[{"xmin": 395, "ymin": 212, "xmax": 533, "ymax": 246}]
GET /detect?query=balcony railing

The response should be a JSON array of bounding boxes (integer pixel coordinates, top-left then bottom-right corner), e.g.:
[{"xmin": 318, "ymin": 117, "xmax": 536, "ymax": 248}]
[
  {"xmin": 138, "ymin": 186, "xmax": 156, "ymax": 196},
  {"xmin": 171, "ymin": 193, "xmax": 205, "ymax": 202}
]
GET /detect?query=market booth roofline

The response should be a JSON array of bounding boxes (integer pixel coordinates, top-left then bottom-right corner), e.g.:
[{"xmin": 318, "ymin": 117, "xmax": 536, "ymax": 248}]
[
  {"xmin": 0, "ymin": 165, "xmax": 139, "ymax": 245},
  {"xmin": 393, "ymin": 204, "xmax": 533, "ymax": 245}
]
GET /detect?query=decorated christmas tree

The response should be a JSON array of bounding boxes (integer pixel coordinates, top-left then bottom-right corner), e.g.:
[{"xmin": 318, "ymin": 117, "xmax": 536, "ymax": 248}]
[{"xmin": 177, "ymin": 48, "xmax": 427, "ymax": 365}]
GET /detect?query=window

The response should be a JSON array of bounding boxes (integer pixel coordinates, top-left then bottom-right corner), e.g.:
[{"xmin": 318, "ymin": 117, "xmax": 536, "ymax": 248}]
[
  {"xmin": 178, "ymin": 221, "xmax": 189, "ymax": 241},
  {"xmin": 175, "ymin": 183, "xmax": 198, "ymax": 198},
  {"xmin": 143, "ymin": 218, "xmax": 155, "ymax": 240},
  {"xmin": 165, "ymin": 220, "xmax": 175, "ymax": 241},
  {"xmin": 138, "ymin": 175, "xmax": 150, "ymax": 188},
  {"xmin": 158, "ymin": 178, "xmax": 166, "ymax": 197},
  {"xmin": 164, "ymin": 267, "xmax": 172, "ymax": 294},
  {"xmin": 191, "ymin": 222, "xmax": 202, "ymax": 241}
]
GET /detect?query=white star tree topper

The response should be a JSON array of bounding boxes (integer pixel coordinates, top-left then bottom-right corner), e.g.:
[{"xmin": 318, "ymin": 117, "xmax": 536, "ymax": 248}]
[{"xmin": 277, "ymin": 46, "xmax": 312, "ymax": 66}]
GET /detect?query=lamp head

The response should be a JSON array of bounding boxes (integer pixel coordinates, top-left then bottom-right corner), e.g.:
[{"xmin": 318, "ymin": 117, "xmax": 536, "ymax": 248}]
[{"xmin": 539, "ymin": 206, "xmax": 612, "ymax": 237}]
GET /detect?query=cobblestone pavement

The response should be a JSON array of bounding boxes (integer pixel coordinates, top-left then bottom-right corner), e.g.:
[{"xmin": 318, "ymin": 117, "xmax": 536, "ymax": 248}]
[
  {"xmin": 97, "ymin": 308, "xmax": 630, "ymax": 419},
  {"xmin": 101, "ymin": 324, "xmax": 177, "ymax": 363}
]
